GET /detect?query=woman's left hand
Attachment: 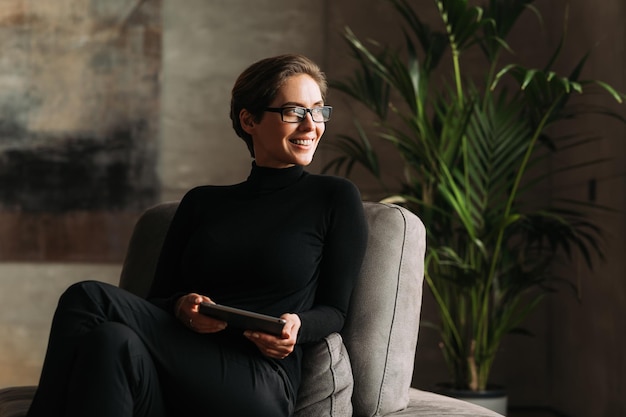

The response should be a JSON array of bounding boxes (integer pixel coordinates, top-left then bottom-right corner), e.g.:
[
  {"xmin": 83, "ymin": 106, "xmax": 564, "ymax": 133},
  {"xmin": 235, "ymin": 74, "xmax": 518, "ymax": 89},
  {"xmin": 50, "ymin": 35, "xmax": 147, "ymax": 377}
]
[{"xmin": 244, "ymin": 313, "xmax": 301, "ymax": 359}]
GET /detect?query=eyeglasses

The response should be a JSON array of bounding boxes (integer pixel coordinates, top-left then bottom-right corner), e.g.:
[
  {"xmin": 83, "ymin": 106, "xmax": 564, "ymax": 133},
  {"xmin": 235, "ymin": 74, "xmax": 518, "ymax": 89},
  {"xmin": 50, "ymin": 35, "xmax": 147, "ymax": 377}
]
[{"xmin": 264, "ymin": 106, "xmax": 332, "ymax": 123}]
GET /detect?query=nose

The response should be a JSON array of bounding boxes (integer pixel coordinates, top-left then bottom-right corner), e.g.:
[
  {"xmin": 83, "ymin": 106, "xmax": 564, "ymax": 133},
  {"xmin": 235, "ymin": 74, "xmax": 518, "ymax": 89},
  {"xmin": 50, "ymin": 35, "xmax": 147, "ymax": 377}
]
[{"xmin": 298, "ymin": 112, "xmax": 315, "ymax": 130}]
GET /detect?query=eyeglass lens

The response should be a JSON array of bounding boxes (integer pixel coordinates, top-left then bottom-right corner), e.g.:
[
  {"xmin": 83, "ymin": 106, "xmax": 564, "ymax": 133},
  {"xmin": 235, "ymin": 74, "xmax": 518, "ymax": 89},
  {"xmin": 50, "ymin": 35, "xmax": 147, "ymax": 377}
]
[{"xmin": 283, "ymin": 106, "xmax": 331, "ymax": 123}]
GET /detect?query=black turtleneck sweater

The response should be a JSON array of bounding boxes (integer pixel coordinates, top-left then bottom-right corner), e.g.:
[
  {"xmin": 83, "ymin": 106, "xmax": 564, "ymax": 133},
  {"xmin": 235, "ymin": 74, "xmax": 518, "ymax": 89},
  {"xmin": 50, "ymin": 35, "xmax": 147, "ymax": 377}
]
[{"xmin": 147, "ymin": 163, "xmax": 368, "ymax": 393}]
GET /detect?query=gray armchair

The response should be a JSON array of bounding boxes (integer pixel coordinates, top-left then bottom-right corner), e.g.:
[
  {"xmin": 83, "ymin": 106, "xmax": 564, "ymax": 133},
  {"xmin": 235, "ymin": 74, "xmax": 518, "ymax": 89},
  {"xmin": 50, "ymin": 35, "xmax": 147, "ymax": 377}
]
[{"xmin": 0, "ymin": 201, "xmax": 502, "ymax": 417}]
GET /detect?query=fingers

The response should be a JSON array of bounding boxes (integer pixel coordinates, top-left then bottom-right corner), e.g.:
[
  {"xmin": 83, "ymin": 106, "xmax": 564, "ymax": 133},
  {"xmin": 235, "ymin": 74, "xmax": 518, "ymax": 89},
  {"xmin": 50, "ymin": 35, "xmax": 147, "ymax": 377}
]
[
  {"xmin": 190, "ymin": 315, "xmax": 227, "ymax": 333},
  {"xmin": 244, "ymin": 313, "xmax": 301, "ymax": 359},
  {"xmin": 244, "ymin": 331, "xmax": 294, "ymax": 359},
  {"xmin": 281, "ymin": 314, "xmax": 300, "ymax": 339},
  {"xmin": 176, "ymin": 293, "xmax": 226, "ymax": 334}
]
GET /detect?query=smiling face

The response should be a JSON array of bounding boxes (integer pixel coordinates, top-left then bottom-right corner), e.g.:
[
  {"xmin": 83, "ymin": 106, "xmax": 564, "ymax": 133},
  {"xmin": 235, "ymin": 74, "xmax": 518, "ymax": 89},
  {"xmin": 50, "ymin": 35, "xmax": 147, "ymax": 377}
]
[{"xmin": 240, "ymin": 74, "xmax": 326, "ymax": 168}]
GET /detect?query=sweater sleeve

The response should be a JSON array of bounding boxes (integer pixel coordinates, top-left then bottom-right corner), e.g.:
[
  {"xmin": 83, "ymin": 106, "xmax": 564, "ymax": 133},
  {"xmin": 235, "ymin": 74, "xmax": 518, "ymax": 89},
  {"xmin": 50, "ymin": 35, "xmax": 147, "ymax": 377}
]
[{"xmin": 296, "ymin": 179, "xmax": 368, "ymax": 344}]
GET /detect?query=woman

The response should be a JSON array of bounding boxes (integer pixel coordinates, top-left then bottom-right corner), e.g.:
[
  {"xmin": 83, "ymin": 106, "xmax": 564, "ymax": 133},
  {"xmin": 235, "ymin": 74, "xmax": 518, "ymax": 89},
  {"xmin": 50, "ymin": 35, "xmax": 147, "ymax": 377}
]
[{"xmin": 27, "ymin": 54, "xmax": 367, "ymax": 417}]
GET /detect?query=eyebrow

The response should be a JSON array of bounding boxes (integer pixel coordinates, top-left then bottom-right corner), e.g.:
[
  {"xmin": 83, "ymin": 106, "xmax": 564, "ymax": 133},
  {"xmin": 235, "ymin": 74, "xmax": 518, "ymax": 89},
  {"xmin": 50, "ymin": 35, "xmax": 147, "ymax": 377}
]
[{"xmin": 279, "ymin": 101, "xmax": 325, "ymax": 107}]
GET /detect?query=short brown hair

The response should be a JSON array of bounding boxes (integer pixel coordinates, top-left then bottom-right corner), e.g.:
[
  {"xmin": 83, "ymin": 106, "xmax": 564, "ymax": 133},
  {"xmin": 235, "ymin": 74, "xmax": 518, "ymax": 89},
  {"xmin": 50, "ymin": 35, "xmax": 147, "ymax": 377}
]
[{"xmin": 230, "ymin": 54, "xmax": 328, "ymax": 157}]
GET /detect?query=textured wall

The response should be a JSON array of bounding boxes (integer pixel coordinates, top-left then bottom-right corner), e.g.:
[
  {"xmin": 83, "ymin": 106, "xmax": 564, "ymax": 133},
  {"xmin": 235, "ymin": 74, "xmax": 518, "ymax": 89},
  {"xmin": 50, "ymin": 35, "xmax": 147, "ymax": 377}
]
[
  {"xmin": 160, "ymin": 0, "xmax": 327, "ymax": 200},
  {"xmin": 0, "ymin": 263, "xmax": 120, "ymax": 386}
]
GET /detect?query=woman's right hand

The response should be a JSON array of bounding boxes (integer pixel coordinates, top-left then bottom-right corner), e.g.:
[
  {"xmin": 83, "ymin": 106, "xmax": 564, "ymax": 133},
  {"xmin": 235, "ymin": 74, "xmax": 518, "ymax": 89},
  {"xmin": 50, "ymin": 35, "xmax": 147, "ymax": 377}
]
[{"xmin": 175, "ymin": 293, "xmax": 228, "ymax": 333}]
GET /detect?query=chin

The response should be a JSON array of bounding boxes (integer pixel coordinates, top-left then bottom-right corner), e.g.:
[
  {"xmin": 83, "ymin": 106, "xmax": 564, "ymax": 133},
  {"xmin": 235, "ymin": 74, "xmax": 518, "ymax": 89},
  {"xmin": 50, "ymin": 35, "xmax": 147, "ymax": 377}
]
[{"xmin": 294, "ymin": 156, "xmax": 314, "ymax": 166}]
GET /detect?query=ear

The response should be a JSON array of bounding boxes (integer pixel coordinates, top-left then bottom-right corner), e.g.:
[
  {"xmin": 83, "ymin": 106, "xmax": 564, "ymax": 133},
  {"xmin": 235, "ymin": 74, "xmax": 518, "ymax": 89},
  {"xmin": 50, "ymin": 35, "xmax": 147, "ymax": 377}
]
[{"xmin": 240, "ymin": 109, "xmax": 256, "ymax": 135}]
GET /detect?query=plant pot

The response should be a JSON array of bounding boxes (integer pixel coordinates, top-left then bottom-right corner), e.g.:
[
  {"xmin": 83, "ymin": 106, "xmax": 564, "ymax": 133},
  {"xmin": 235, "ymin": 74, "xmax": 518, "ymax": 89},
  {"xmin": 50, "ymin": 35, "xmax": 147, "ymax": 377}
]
[{"xmin": 435, "ymin": 384, "xmax": 508, "ymax": 415}]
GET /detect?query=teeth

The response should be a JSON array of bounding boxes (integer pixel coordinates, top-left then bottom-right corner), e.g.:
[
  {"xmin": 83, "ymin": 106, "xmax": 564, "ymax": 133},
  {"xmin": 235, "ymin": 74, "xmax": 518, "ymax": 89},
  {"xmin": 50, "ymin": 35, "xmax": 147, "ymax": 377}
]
[{"xmin": 291, "ymin": 139, "xmax": 312, "ymax": 145}]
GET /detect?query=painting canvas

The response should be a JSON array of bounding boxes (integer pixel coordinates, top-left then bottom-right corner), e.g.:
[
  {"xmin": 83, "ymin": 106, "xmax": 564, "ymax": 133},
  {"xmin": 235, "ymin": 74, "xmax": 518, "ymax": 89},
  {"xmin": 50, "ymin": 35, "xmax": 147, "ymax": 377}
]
[{"xmin": 0, "ymin": 0, "xmax": 162, "ymax": 261}]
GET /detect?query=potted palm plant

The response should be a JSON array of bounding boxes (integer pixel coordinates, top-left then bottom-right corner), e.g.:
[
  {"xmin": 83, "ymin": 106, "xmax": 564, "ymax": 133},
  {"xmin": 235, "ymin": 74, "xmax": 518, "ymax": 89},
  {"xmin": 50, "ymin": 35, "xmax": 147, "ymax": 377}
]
[{"xmin": 324, "ymin": 0, "xmax": 624, "ymax": 411}]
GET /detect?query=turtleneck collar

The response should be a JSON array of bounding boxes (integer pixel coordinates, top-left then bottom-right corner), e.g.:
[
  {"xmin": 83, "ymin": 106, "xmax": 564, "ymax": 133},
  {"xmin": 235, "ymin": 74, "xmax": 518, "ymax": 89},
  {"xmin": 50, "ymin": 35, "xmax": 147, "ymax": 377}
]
[{"xmin": 245, "ymin": 162, "xmax": 305, "ymax": 191}]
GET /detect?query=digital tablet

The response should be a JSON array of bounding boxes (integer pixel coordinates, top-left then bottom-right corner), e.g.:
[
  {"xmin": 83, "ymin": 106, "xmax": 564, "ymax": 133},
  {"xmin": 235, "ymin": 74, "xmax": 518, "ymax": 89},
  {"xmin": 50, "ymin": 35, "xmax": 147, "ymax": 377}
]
[{"xmin": 198, "ymin": 302, "xmax": 286, "ymax": 336}]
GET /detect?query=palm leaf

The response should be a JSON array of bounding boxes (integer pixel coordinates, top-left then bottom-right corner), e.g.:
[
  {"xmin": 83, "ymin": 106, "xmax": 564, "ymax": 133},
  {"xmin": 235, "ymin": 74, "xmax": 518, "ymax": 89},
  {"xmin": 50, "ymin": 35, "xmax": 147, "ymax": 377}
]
[{"xmin": 321, "ymin": 120, "xmax": 381, "ymax": 180}]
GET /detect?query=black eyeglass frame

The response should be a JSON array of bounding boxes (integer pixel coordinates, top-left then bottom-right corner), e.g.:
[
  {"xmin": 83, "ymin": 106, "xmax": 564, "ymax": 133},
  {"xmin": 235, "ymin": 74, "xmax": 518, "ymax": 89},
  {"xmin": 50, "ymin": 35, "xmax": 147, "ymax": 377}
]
[{"xmin": 264, "ymin": 106, "xmax": 333, "ymax": 123}]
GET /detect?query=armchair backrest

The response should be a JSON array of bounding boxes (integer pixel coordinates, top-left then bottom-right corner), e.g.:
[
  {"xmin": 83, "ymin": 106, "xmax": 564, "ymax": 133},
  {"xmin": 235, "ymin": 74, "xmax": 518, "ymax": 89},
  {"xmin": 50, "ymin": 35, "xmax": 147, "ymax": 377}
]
[
  {"xmin": 119, "ymin": 201, "xmax": 426, "ymax": 417},
  {"xmin": 119, "ymin": 201, "xmax": 177, "ymax": 297},
  {"xmin": 343, "ymin": 202, "xmax": 425, "ymax": 415}
]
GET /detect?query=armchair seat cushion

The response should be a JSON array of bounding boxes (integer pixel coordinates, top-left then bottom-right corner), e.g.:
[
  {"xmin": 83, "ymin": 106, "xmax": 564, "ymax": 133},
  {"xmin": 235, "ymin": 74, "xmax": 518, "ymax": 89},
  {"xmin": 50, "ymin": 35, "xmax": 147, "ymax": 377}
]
[{"xmin": 388, "ymin": 389, "xmax": 504, "ymax": 416}]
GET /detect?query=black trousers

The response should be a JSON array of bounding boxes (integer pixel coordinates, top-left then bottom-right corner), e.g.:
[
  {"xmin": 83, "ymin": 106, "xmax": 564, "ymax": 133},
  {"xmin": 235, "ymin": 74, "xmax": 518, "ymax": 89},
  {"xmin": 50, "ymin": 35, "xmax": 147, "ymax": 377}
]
[{"xmin": 26, "ymin": 281, "xmax": 294, "ymax": 417}]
